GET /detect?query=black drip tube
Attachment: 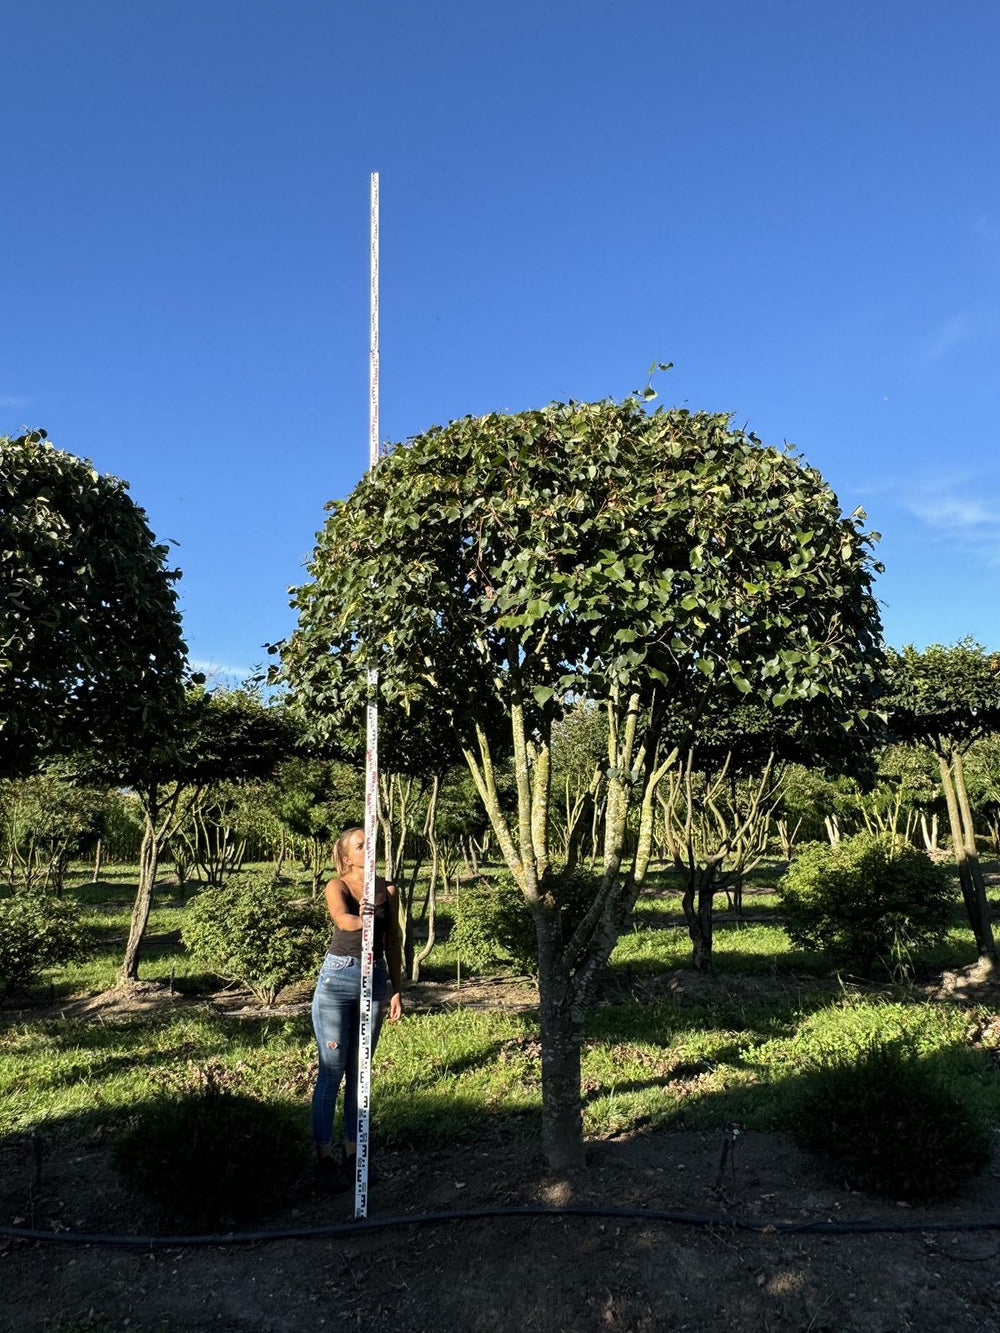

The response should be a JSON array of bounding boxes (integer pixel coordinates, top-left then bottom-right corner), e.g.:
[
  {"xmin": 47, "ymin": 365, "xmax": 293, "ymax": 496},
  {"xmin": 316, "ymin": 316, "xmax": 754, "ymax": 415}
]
[{"xmin": 2, "ymin": 1202, "xmax": 1000, "ymax": 1249}]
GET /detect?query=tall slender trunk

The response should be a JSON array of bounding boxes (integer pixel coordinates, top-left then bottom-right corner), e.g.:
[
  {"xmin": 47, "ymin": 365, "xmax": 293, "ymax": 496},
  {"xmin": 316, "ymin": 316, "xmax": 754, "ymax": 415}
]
[
  {"xmin": 952, "ymin": 752, "xmax": 997, "ymax": 963},
  {"xmin": 309, "ymin": 835, "xmax": 324, "ymax": 898},
  {"xmin": 92, "ymin": 837, "xmax": 103, "ymax": 883},
  {"xmin": 120, "ymin": 819, "xmax": 159, "ymax": 983},
  {"xmin": 920, "ymin": 811, "xmax": 939, "ymax": 854},
  {"xmin": 275, "ymin": 826, "xmax": 287, "ymax": 880},
  {"xmin": 412, "ymin": 866, "xmax": 436, "ymax": 983},
  {"xmin": 938, "ymin": 756, "xmax": 994, "ymax": 961}
]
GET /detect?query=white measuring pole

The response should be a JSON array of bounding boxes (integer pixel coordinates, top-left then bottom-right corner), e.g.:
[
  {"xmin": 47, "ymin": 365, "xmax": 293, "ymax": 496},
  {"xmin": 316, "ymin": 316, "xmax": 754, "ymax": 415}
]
[{"xmin": 354, "ymin": 170, "xmax": 379, "ymax": 1220}]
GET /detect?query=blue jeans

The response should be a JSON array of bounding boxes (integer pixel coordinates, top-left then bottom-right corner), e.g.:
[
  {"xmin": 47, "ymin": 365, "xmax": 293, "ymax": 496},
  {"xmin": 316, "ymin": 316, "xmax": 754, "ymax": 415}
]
[{"xmin": 310, "ymin": 954, "xmax": 389, "ymax": 1148}]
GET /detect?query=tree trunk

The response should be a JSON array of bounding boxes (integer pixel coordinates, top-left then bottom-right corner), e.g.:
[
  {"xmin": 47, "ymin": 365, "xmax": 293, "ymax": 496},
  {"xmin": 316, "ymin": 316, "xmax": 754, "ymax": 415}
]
[
  {"xmin": 275, "ymin": 826, "xmax": 287, "ymax": 880},
  {"xmin": 952, "ymin": 752, "xmax": 997, "ymax": 963},
  {"xmin": 309, "ymin": 835, "xmax": 324, "ymax": 898},
  {"xmin": 920, "ymin": 811, "xmax": 939, "ymax": 853},
  {"xmin": 92, "ymin": 837, "xmax": 103, "ymax": 883},
  {"xmin": 412, "ymin": 868, "xmax": 436, "ymax": 983},
  {"xmin": 682, "ymin": 870, "xmax": 716, "ymax": 971},
  {"xmin": 120, "ymin": 819, "xmax": 159, "ymax": 983},
  {"xmin": 937, "ymin": 756, "xmax": 994, "ymax": 962},
  {"xmin": 535, "ymin": 905, "xmax": 584, "ymax": 1171}
]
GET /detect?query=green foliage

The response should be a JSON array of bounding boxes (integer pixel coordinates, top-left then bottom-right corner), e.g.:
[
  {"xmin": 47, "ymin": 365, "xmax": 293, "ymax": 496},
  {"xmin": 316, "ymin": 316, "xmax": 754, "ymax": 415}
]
[
  {"xmin": 114, "ymin": 1075, "xmax": 304, "ymax": 1230},
  {"xmin": 265, "ymin": 756, "xmax": 361, "ymax": 845},
  {"xmin": 280, "ymin": 399, "xmax": 883, "ymax": 749},
  {"xmin": 0, "ymin": 774, "xmax": 107, "ymax": 888},
  {"xmin": 788, "ymin": 1040, "xmax": 992, "ymax": 1199},
  {"xmin": 884, "ymin": 640, "xmax": 1000, "ymax": 755},
  {"xmin": 0, "ymin": 892, "xmax": 84, "ymax": 999},
  {"xmin": 451, "ymin": 869, "xmax": 599, "ymax": 975},
  {"xmin": 0, "ymin": 431, "xmax": 187, "ymax": 777},
  {"xmin": 778, "ymin": 832, "xmax": 954, "ymax": 973},
  {"xmin": 181, "ymin": 872, "xmax": 328, "ymax": 1005},
  {"xmin": 87, "ymin": 687, "xmax": 301, "ymax": 801}
]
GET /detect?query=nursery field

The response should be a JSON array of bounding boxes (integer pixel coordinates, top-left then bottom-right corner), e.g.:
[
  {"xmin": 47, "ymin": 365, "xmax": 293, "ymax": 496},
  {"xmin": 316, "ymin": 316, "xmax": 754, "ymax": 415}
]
[{"xmin": 2, "ymin": 862, "xmax": 1000, "ymax": 1331}]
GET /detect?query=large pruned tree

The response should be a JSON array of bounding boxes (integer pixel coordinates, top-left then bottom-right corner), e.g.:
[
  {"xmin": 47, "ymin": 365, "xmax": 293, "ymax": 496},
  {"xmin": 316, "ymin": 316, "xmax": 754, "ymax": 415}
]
[
  {"xmin": 883, "ymin": 640, "xmax": 1000, "ymax": 965},
  {"xmin": 1, "ymin": 431, "xmax": 187, "ymax": 778},
  {"xmin": 280, "ymin": 398, "xmax": 883, "ymax": 1168}
]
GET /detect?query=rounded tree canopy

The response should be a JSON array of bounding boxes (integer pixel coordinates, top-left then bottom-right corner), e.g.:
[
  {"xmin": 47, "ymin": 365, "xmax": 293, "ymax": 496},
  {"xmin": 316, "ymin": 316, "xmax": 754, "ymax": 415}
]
[
  {"xmin": 884, "ymin": 640, "xmax": 1000, "ymax": 752},
  {"xmin": 281, "ymin": 400, "xmax": 883, "ymax": 742},
  {"xmin": 0, "ymin": 430, "xmax": 188, "ymax": 776}
]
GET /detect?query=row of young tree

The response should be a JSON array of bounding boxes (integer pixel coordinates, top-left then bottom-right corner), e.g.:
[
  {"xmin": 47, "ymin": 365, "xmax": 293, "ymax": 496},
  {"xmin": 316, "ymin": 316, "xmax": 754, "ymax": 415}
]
[
  {"xmin": 7, "ymin": 676, "xmax": 1000, "ymax": 978},
  {"xmin": 5, "ymin": 410, "xmax": 1000, "ymax": 1174}
]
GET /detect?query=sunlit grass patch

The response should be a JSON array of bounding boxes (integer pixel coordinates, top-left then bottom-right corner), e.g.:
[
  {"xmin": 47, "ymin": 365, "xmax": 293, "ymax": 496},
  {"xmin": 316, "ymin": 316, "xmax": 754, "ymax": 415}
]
[{"xmin": 3, "ymin": 991, "xmax": 999, "ymax": 1156}]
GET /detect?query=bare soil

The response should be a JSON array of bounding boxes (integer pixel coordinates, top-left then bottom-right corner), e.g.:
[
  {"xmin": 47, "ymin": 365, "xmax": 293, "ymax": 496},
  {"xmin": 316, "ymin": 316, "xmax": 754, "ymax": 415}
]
[{"xmin": 3, "ymin": 975, "xmax": 1000, "ymax": 1332}]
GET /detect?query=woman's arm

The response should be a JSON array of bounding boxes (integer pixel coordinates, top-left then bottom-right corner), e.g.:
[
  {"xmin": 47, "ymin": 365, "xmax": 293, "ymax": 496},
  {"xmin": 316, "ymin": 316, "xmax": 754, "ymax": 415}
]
[
  {"xmin": 385, "ymin": 885, "xmax": 404, "ymax": 1022},
  {"xmin": 323, "ymin": 878, "xmax": 362, "ymax": 932}
]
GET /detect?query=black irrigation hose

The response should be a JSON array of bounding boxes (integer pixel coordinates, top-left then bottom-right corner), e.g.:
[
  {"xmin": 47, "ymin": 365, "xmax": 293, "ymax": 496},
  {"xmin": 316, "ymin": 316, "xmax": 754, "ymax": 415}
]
[{"xmin": 3, "ymin": 1203, "xmax": 1000, "ymax": 1249}]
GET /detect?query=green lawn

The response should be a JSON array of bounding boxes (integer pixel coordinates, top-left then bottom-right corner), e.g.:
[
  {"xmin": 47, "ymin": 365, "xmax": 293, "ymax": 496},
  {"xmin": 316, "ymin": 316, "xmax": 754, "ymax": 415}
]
[{"xmin": 2, "ymin": 858, "xmax": 999, "ymax": 1155}]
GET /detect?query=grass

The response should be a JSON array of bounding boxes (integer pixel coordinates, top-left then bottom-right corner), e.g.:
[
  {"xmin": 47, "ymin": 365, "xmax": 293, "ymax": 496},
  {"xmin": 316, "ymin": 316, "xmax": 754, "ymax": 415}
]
[
  {"xmin": 2, "ymin": 856, "xmax": 999, "ymax": 1169},
  {"xmin": 3, "ymin": 991, "xmax": 998, "ymax": 1150}
]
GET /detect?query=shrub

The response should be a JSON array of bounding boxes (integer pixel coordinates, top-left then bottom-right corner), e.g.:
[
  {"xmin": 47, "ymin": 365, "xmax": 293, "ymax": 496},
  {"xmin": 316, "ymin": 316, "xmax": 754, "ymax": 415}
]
[
  {"xmin": 787, "ymin": 1039, "xmax": 992, "ymax": 1200},
  {"xmin": 777, "ymin": 832, "xmax": 954, "ymax": 974},
  {"xmin": 0, "ymin": 891, "xmax": 83, "ymax": 999},
  {"xmin": 451, "ymin": 868, "xmax": 598, "ymax": 975},
  {"xmin": 181, "ymin": 872, "xmax": 328, "ymax": 1005},
  {"xmin": 114, "ymin": 1076, "xmax": 305, "ymax": 1230}
]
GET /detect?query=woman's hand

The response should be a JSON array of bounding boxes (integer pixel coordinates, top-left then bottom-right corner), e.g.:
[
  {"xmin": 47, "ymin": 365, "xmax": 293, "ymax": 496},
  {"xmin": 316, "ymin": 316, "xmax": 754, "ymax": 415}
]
[{"xmin": 388, "ymin": 992, "xmax": 403, "ymax": 1023}]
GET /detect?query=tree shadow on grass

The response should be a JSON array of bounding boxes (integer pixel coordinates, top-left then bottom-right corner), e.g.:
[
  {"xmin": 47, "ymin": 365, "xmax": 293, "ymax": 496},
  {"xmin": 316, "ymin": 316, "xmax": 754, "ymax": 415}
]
[{"xmin": 0, "ymin": 1090, "xmax": 541, "ymax": 1236}]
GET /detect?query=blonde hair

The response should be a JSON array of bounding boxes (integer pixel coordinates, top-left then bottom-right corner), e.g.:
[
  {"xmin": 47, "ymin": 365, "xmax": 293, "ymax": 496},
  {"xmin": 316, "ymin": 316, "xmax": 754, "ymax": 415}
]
[{"xmin": 334, "ymin": 826, "xmax": 363, "ymax": 877}]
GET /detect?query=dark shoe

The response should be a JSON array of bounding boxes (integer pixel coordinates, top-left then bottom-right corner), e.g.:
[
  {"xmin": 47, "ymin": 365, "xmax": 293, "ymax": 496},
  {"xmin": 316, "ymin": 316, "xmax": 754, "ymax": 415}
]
[{"xmin": 313, "ymin": 1153, "xmax": 348, "ymax": 1195}]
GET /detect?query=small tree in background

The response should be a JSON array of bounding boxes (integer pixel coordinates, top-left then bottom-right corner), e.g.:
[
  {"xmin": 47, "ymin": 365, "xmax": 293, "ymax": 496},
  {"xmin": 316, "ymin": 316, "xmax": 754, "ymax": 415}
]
[
  {"xmin": 85, "ymin": 688, "xmax": 299, "ymax": 983},
  {"xmin": 265, "ymin": 756, "xmax": 362, "ymax": 895},
  {"xmin": 280, "ymin": 398, "xmax": 883, "ymax": 1169},
  {"xmin": 884, "ymin": 641, "xmax": 1000, "ymax": 966}
]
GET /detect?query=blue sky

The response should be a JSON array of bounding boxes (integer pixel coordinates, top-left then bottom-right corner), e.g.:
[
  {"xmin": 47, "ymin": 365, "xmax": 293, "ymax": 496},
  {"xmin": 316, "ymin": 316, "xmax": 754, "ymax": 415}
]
[{"xmin": 3, "ymin": 0, "xmax": 998, "ymax": 677}]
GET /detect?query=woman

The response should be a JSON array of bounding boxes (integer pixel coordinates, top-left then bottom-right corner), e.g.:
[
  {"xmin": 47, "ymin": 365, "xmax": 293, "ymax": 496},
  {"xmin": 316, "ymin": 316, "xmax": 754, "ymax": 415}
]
[{"xmin": 311, "ymin": 826, "xmax": 403, "ymax": 1192}]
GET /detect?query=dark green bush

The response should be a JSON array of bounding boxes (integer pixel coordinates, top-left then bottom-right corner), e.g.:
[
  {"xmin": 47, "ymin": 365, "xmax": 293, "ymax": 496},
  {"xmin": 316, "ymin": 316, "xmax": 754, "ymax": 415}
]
[
  {"xmin": 114, "ymin": 1080, "xmax": 305, "ymax": 1230},
  {"xmin": 451, "ymin": 867, "xmax": 598, "ymax": 975},
  {"xmin": 788, "ymin": 1040, "xmax": 992, "ymax": 1200},
  {"xmin": 181, "ymin": 872, "xmax": 328, "ymax": 1005},
  {"xmin": 0, "ymin": 891, "xmax": 83, "ymax": 999},
  {"xmin": 777, "ymin": 832, "xmax": 954, "ymax": 974}
]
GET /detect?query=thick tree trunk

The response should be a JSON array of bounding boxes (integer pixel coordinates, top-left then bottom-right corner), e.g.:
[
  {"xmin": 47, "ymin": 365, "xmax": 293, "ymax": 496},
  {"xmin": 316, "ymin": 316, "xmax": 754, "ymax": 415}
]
[
  {"xmin": 682, "ymin": 872, "xmax": 716, "ymax": 971},
  {"xmin": 120, "ymin": 820, "xmax": 159, "ymax": 983},
  {"xmin": 535, "ymin": 906, "xmax": 584, "ymax": 1171}
]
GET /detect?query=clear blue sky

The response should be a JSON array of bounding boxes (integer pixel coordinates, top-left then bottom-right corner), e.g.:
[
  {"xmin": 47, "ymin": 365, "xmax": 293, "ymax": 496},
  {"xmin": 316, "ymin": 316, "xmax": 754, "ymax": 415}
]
[{"xmin": 3, "ymin": 0, "xmax": 998, "ymax": 678}]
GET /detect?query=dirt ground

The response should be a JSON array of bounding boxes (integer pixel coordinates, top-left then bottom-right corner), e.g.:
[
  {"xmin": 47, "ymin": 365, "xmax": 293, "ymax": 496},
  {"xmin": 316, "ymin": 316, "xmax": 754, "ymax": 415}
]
[
  {"xmin": 3, "ymin": 974, "xmax": 1000, "ymax": 1332},
  {"xmin": 3, "ymin": 1124, "xmax": 1000, "ymax": 1333}
]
